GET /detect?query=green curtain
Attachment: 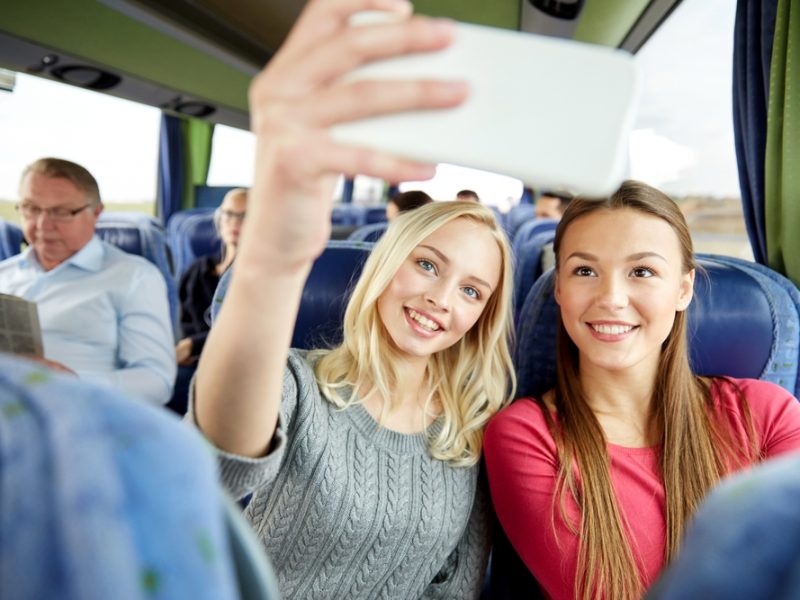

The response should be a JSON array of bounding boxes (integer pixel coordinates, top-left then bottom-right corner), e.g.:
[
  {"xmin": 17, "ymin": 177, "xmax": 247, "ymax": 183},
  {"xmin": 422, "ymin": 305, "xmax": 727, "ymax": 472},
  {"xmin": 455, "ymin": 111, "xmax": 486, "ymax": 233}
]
[
  {"xmin": 765, "ymin": 0, "xmax": 800, "ymax": 286},
  {"xmin": 180, "ymin": 118, "xmax": 215, "ymax": 210}
]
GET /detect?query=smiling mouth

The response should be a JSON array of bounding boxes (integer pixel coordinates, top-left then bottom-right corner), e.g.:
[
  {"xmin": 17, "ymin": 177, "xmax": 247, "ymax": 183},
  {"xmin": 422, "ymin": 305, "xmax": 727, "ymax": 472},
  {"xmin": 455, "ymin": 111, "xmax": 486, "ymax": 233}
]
[
  {"xmin": 407, "ymin": 308, "xmax": 442, "ymax": 332},
  {"xmin": 590, "ymin": 323, "xmax": 636, "ymax": 335}
]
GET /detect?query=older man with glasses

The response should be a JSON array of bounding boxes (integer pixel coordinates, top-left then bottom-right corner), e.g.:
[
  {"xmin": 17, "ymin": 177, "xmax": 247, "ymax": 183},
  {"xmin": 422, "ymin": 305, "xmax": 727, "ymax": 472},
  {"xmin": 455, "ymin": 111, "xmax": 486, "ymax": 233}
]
[{"xmin": 0, "ymin": 157, "xmax": 175, "ymax": 405}]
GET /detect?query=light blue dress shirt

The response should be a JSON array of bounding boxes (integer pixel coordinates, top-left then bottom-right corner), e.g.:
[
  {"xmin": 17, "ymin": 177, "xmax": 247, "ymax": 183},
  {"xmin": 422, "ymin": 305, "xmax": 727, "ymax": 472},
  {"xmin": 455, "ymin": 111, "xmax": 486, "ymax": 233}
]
[{"xmin": 0, "ymin": 237, "xmax": 176, "ymax": 404}]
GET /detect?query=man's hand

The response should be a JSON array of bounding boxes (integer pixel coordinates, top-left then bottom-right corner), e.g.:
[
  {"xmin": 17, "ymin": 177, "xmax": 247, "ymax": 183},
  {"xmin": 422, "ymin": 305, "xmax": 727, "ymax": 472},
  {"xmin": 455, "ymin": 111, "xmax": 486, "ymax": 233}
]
[
  {"xmin": 175, "ymin": 337, "xmax": 195, "ymax": 366},
  {"xmin": 22, "ymin": 355, "xmax": 77, "ymax": 375}
]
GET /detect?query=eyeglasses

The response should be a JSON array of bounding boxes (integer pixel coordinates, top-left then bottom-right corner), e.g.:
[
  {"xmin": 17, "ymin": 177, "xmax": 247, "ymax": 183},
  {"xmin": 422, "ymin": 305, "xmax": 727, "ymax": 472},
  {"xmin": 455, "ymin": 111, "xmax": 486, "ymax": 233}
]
[
  {"xmin": 219, "ymin": 210, "xmax": 246, "ymax": 221},
  {"xmin": 16, "ymin": 203, "xmax": 91, "ymax": 223}
]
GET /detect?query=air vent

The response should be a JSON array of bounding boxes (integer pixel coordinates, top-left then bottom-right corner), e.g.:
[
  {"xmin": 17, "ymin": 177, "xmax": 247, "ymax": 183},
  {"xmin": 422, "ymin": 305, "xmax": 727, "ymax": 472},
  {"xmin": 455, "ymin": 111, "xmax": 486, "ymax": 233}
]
[
  {"xmin": 521, "ymin": 0, "xmax": 586, "ymax": 38},
  {"xmin": 50, "ymin": 66, "xmax": 122, "ymax": 90},
  {"xmin": 527, "ymin": 0, "xmax": 585, "ymax": 21}
]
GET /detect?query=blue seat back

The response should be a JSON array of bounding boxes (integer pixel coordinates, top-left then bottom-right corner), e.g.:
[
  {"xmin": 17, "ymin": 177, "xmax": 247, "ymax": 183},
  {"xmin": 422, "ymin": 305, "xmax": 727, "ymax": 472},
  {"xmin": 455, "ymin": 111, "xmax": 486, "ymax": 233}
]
[
  {"xmin": 364, "ymin": 206, "xmax": 389, "ymax": 224},
  {"xmin": 348, "ymin": 222, "xmax": 390, "ymax": 243},
  {"xmin": 514, "ymin": 255, "xmax": 800, "ymax": 399},
  {"xmin": 511, "ymin": 218, "xmax": 559, "ymax": 257},
  {"xmin": 166, "ymin": 209, "xmax": 221, "ymax": 278},
  {"xmin": 96, "ymin": 217, "xmax": 180, "ymax": 337},
  {"xmin": 0, "ymin": 354, "xmax": 255, "ymax": 600},
  {"xmin": 212, "ymin": 240, "xmax": 373, "ymax": 349},
  {"xmin": 513, "ymin": 230, "xmax": 556, "ymax": 321},
  {"xmin": 505, "ymin": 204, "xmax": 536, "ymax": 238},
  {"xmin": 0, "ymin": 219, "xmax": 24, "ymax": 260},
  {"xmin": 331, "ymin": 204, "xmax": 367, "ymax": 226}
]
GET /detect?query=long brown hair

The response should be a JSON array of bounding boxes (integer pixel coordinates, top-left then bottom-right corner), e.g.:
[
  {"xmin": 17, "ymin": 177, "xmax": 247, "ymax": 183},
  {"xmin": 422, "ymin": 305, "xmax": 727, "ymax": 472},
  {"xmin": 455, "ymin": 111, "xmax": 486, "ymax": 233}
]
[{"xmin": 547, "ymin": 180, "xmax": 757, "ymax": 599}]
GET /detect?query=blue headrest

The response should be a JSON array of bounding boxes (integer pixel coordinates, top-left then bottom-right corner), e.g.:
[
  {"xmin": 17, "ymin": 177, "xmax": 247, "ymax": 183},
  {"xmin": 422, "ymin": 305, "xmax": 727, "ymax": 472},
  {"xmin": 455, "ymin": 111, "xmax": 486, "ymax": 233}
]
[
  {"xmin": 0, "ymin": 219, "xmax": 24, "ymax": 260},
  {"xmin": 348, "ymin": 222, "xmax": 389, "ymax": 243},
  {"xmin": 0, "ymin": 354, "xmax": 241, "ymax": 599},
  {"xmin": 330, "ymin": 205, "xmax": 367, "ymax": 226},
  {"xmin": 95, "ymin": 219, "xmax": 180, "ymax": 338},
  {"xmin": 212, "ymin": 241, "xmax": 373, "ymax": 349},
  {"xmin": 364, "ymin": 206, "xmax": 389, "ymax": 224},
  {"xmin": 513, "ymin": 229, "xmax": 556, "ymax": 320},
  {"xmin": 515, "ymin": 255, "xmax": 799, "ymax": 398},
  {"xmin": 512, "ymin": 218, "xmax": 559, "ymax": 257},
  {"xmin": 166, "ymin": 209, "xmax": 220, "ymax": 278},
  {"xmin": 95, "ymin": 223, "xmax": 145, "ymax": 255},
  {"xmin": 167, "ymin": 210, "xmax": 220, "ymax": 277},
  {"xmin": 505, "ymin": 204, "xmax": 536, "ymax": 237}
]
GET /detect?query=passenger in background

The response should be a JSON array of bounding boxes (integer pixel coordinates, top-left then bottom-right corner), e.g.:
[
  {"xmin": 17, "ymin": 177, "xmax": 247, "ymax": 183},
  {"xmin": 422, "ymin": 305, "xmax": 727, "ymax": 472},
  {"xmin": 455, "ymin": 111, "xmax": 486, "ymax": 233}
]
[
  {"xmin": 384, "ymin": 189, "xmax": 433, "ymax": 220},
  {"xmin": 484, "ymin": 180, "xmax": 800, "ymax": 600},
  {"xmin": 0, "ymin": 157, "xmax": 175, "ymax": 405},
  {"xmin": 534, "ymin": 189, "xmax": 571, "ymax": 219},
  {"xmin": 191, "ymin": 1, "xmax": 515, "ymax": 597},
  {"xmin": 457, "ymin": 189, "xmax": 480, "ymax": 202},
  {"xmin": 175, "ymin": 188, "xmax": 247, "ymax": 366}
]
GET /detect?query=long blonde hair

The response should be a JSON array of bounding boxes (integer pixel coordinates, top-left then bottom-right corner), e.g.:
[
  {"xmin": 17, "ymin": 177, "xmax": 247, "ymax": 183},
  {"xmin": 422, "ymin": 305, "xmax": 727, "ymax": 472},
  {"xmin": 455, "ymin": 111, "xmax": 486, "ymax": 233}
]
[
  {"xmin": 312, "ymin": 201, "xmax": 516, "ymax": 466},
  {"xmin": 548, "ymin": 180, "xmax": 757, "ymax": 599}
]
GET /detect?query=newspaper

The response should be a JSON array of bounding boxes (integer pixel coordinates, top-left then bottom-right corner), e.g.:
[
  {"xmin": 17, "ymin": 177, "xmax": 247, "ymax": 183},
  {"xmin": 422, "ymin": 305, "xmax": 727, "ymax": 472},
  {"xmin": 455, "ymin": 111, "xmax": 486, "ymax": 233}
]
[{"xmin": 0, "ymin": 293, "xmax": 44, "ymax": 357}]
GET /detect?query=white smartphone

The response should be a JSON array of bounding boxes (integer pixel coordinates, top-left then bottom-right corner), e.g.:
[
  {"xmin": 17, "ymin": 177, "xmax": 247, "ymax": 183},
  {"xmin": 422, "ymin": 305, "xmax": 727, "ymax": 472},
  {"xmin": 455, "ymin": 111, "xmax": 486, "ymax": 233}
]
[{"xmin": 331, "ymin": 16, "xmax": 639, "ymax": 196}]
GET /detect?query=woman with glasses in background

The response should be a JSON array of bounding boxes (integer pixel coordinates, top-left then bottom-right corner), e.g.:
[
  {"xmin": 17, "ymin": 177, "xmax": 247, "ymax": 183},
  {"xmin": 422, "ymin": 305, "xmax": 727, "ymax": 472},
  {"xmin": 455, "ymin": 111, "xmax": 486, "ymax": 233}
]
[{"xmin": 175, "ymin": 188, "xmax": 247, "ymax": 367}]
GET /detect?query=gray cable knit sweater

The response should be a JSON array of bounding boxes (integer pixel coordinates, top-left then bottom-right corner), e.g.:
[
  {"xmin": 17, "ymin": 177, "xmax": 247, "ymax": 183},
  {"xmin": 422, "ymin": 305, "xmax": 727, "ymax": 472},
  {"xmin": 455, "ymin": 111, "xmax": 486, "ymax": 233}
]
[{"xmin": 191, "ymin": 350, "xmax": 491, "ymax": 599}]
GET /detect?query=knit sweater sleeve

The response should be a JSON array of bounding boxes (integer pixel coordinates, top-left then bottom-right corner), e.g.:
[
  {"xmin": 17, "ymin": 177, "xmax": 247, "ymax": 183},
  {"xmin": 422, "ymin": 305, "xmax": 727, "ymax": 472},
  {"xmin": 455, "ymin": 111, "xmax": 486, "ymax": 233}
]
[
  {"xmin": 186, "ymin": 349, "xmax": 310, "ymax": 500},
  {"xmin": 421, "ymin": 468, "xmax": 492, "ymax": 600}
]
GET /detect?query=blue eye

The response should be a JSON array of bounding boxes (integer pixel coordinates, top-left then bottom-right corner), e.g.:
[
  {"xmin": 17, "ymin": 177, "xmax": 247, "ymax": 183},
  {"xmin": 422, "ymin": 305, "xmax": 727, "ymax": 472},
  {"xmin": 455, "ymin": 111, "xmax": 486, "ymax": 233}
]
[
  {"xmin": 631, "ymin": 266, "xmax": 655, "ymax": 278},
  {"xmin": 417, "ymin": 259, "xmax": 436, "ymax": 273},
  {"xmin": 462, "ymin": 286, "xmax": 480, "ymax": 300},
  {"xmin": 574, "ymin": 266, "xmax": 595, "ymax": 277}
]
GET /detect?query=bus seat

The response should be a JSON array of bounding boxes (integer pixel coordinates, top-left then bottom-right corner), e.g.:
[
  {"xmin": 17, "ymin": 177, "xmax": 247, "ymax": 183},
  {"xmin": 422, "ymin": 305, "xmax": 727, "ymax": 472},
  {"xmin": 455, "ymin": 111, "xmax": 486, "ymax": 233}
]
[
  {"xmin": 0, "ymin": 219, "xmax": 24, "ymax": 260},
  {"xmin": 364, "ymin": 206, "xmax": 389, "ymax": 224},
  {"xmin": 512, "ymin": 230, "xmax": 556, "ymax": 322},
  {"xmin": 0, "ymin": 353, "xmax": 279, "ymax": 600},
  {"xmin": 331, "ymin": 204, "xmax": 367, "ymax": 226},
  {"xmin": 511, "ymin": 218, "xmax": 559, "ymax": 257},
  {"xmin": 166, "ymin": 209, "xmax": 220, "ymax": 278},
  {"xmin": 96, "ymin": 220, "xmax": 180, "ymax": 338},
  {"xmin": 504, "ymin": 204, "xmax": 536, "ymax": 238},
  {"xmin": 211, "ymin": 241, "xmax": 372, "ymax": 349},
  {"xmin": 514, "ymin": 255, "xmax": 799, "ymax": 399},
  {"xmin": 490, "ymin": 255, "xmax": 800, "ymax": 599},
  {"xmin": 348, "ymin": 222, "xmax": 389, "ymax": 243}
]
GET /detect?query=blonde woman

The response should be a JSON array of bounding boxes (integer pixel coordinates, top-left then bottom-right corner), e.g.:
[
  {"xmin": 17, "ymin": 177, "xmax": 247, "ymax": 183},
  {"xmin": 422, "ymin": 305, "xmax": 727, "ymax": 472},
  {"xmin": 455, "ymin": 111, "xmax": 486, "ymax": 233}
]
[
  {"xmin": 191, "ymin": 0, "xmax": 515, "ymax": 597},
  {"xmin": 484, "ymin": 180, "xmax": 800, "ymax": 600}
]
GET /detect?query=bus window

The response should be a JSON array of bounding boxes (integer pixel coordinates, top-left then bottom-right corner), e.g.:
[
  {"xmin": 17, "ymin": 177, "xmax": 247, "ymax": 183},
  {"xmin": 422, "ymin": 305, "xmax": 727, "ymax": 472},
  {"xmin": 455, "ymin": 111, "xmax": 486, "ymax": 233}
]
[
  {"xmin": 0, "ymin": 72, "xmax": 159, "ymax": 221},
  {"xmin": 206, "ymin": 124, "xmax": 255, "ymax": 187},
  {"xmin": 400, "ymin": 163, "xmax": 523, "ymax": 211},
  {"xmin": 630, "ymin": 0, "xmax": 750, "ymax": 259}
]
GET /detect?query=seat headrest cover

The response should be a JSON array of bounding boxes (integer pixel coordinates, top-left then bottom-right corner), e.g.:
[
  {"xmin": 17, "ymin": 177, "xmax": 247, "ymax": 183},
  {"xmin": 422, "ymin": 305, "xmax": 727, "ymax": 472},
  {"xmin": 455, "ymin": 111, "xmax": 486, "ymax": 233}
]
[
  {"xmin": 212, "ymin": 242, "xmax": 372, "ymax": 349},
  {"xmin": 0, "ymin": 355, "xmax": 239, "ymax": 599}
]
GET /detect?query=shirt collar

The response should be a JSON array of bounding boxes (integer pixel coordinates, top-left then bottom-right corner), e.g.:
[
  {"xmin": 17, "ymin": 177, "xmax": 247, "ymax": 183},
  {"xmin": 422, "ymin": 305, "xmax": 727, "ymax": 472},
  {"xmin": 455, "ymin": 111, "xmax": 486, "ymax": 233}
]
[{"xmin": 24, "ymin": 236, "xmax": 104, "ymax": 273}]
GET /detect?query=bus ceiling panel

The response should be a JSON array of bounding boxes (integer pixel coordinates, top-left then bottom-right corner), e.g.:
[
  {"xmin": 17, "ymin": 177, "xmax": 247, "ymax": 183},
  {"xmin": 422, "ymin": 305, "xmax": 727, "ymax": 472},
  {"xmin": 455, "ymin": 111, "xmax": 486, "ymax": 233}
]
[
  {"xmin": 618, "ymin": 0, "xmax": 684, "ymax": 54},
  {"xmin": 1, "ymin": 0, "xmax": 250, "ymax": 114},
  {"xmin": 413, "ymin": 1, "xmax": 520, "ymax": 29},
  {"xmin": 0, "ymin": 32, "xmax": 249, "ymax": 130},
  {"xmin": 574, "ymin": 0, "xmax": 683, "ymax": 51},
  {"xmin": 100, "ymin": 0, "xmax": 280, "ymax": 72}
]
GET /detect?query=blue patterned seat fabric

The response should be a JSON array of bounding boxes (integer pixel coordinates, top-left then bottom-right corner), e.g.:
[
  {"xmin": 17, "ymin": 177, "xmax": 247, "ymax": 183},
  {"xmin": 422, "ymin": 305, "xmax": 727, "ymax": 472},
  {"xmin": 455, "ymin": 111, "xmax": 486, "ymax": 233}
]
[
  {"xmin": 646, "ymin": 452, "xmax": 800, "ymax": 600},
  {"xmin": 512, "ymin": 230, "xmax": 556, "ymax": 322},
  {"xmin": 212, "ymin": 240, "xmax": 373, "ymax": 350},
  {"xmin": 166, "ymin": 208, "xmax": 220, "ymax": 279},
  {"xmin": 0, "ymin": 354, "xmax": 243, "ymax": 600},
  {"xmin": 348, "ymin": 222, "xmax": 389, "ymax": 243}
]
